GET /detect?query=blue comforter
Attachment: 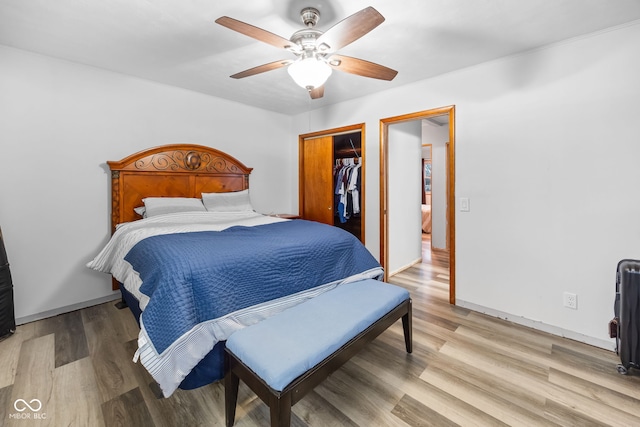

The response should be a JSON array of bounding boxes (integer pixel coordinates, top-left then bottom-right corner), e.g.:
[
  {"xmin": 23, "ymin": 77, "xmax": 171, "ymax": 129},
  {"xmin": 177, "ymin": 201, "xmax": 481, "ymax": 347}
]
[{"xmin": 125, "ymin": 219, "xmax": 381, "ymax": 355}]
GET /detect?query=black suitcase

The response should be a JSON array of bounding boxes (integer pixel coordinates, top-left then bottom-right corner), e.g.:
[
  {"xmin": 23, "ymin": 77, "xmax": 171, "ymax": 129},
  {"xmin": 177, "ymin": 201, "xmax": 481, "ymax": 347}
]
[
  {"xmin": 611, "ymin": 259, "xmax": 640, "ymax": 375},
  {"xmin": 0, "ymin": 227, "xmax": 16, "ymax": 340}
]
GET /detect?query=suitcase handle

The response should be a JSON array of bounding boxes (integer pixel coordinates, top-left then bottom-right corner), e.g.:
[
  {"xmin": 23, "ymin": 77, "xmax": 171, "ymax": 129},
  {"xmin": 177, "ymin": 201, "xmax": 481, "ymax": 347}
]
[{"xmin": 609, "ymin": 317, "xmax": 618, "ymax": 339}]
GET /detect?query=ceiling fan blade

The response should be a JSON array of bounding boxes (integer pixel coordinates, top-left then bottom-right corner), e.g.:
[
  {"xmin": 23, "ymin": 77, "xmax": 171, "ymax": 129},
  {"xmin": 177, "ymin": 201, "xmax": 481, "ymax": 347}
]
[
  {"xmin": 230, "ymin": 59, "xmax": 293, "ymax": 79},
  {"xmin": 215, "ymin": 16, "xmax": 298, "ymax": 52},
  {"xmin": 328, "ymin": 54, "xmax": 398, "ymax": 81},
  {"xmin": 316, "ymin": 7, "xmax": 385, "ymax": 52},
  {"xmin": 309, "ymin": 86, "xmax": 324, "ymax": 99}
]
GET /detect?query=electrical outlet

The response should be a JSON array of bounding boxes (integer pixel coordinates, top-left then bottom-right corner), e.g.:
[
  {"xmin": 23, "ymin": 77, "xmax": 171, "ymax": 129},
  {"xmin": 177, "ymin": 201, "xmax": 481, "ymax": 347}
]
[{"xmin": 563, "ymin": 292, "xmax": 577, "ymax": 310}]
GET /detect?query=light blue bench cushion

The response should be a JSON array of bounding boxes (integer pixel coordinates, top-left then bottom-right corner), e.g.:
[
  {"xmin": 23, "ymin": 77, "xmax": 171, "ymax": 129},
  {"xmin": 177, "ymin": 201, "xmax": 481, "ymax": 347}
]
[{"xmin": 225, "ymin": 279, "xmax": 410, "ymax": 391}]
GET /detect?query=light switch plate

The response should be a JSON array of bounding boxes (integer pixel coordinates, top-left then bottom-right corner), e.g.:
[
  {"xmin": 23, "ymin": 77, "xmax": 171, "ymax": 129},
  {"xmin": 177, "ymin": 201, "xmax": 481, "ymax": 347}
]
[{"xmin": 460, "ymin": 197, "xmax": 470, "ymax": 212}]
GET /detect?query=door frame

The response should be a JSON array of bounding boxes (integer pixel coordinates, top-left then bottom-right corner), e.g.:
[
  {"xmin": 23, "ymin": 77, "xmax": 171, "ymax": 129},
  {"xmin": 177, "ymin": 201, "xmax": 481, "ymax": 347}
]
[{"xmin": 380, "ymin": 106, "xmax": 456, "ymax": 304}]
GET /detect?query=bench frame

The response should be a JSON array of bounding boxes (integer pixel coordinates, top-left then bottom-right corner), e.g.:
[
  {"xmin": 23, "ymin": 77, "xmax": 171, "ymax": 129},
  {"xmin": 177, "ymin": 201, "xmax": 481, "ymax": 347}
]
[{"xmin": 224, "ymin": 297, "xmax": 412, "ymax": 427}]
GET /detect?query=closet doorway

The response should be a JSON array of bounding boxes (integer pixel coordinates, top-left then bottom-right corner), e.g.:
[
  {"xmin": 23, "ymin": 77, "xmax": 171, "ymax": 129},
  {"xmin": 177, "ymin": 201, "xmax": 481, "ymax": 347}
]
[
  {"xmin": 299, "ymin": 123, "xmax": 365, "ymax": 243},
  {"xmin": 380, "ymin": 106, "xmax": 456, "ymax": 304}
]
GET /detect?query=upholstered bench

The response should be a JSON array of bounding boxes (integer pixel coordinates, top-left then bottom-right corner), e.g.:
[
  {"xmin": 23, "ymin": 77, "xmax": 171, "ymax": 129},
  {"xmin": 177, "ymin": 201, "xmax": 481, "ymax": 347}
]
[{"xmin": 224, "ymin": 279, "xmax": 412, "ymax": 427}]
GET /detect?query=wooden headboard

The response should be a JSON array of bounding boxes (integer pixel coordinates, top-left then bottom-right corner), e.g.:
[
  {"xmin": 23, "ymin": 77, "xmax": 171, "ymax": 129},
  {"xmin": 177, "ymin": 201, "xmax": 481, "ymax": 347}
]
[{"xmin": 107, "ymin": 144, "xmax": 253, "ymax": 233}]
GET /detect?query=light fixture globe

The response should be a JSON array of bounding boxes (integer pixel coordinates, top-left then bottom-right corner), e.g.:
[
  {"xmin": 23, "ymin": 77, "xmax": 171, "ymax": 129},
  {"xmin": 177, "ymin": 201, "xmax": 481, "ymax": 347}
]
[{"xmin": 287, "ymin": 57, "xmax": 332, "ymax": 90}]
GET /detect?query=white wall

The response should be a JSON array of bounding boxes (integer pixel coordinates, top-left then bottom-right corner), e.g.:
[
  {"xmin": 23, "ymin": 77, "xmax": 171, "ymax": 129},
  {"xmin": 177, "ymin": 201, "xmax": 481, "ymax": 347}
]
[
  {"xmin": 421, "ymin": 121, "xmax": 448, "ymax": 250},
  {"xmin": 293, "ymin": 21, "xmax": 640, "ymax": 349},
  {"xmin": 4, "ymin": 19, "xmax": 639, "ymax": 349},
  {"xmin": 0, "ymin": 45, "xmax": 294, "ymax": 322},
  {"xmin": 388, "ymin": 121, "xmax": 422, "ymax": 275}
]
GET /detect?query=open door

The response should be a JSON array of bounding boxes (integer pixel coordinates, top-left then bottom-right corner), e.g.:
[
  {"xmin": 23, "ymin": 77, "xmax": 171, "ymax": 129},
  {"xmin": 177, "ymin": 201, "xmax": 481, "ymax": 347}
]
[{"xmin": 300, "ymin": 135, "xmax": 334, "ymax": 224}]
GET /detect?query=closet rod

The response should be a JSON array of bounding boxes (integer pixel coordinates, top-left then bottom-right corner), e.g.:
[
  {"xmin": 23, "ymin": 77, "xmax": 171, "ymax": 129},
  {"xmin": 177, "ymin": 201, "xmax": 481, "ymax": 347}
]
[{"xmin": 335, "ymin": 157, "xmax": 359, "ymax": 165}]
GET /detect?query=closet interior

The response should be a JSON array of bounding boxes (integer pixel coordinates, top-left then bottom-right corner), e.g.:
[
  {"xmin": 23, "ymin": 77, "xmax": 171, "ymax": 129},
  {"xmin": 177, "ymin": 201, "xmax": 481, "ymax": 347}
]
[{"xmin": 332, "ymin": 132, "xmax": 362, "ymax": 241}]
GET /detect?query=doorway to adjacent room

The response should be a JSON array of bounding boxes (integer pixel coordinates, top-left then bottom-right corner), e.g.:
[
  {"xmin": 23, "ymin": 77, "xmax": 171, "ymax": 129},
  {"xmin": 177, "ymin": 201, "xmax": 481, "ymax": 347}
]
[{"xmin": 380, "ymin": 106, "xmax": 456, "ymax": 304}]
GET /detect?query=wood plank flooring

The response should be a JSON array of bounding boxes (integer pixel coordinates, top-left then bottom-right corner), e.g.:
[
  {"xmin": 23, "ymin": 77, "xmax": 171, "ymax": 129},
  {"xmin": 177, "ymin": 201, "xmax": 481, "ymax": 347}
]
[{"xmin": 2, "ymin": 235, "xmax": 639, "ymax": 426}]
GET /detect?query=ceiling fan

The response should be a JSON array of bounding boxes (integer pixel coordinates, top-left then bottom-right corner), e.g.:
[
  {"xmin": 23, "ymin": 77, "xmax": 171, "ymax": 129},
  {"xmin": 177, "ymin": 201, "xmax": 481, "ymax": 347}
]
[{"xmin": 215, "ymin": 6, "xmax": 398, "ymax": 99}]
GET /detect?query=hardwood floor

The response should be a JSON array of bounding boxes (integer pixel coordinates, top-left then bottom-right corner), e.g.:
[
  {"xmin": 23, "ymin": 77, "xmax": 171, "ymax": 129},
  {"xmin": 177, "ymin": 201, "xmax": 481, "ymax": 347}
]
[{"xmin": 2, "ymin": 236, "xmax": 639, "ymax": 426}]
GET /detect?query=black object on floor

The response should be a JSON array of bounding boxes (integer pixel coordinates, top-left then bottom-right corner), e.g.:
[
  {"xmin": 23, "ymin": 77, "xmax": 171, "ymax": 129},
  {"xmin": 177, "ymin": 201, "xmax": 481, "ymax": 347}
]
[
  {"xmin": 0, "ymin": 227, "xmax": 16, "ymax": 340},
  {"xmin": 613, "ymin": 259, "xmax": 640, "ymax": 375}
]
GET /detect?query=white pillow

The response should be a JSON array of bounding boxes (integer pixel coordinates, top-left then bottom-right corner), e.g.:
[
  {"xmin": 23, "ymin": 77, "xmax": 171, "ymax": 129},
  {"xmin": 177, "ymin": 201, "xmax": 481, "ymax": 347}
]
[
  {"xmin": 134, "ymin": 206, "xmax": 146, "ymax": 217},
  {"xmin": 142, "ymin": 197, "xmax": 206, "ymax": 217},
  {"xmin": 202, "ymin": 190, "xmax": 253, "ymax": 212}
]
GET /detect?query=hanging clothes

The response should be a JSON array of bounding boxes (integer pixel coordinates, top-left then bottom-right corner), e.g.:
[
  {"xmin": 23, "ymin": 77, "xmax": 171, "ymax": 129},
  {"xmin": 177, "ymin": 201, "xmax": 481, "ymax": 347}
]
[{"xmin": 333, "ymin": 158, "xmax": 361, "ymax": 223}]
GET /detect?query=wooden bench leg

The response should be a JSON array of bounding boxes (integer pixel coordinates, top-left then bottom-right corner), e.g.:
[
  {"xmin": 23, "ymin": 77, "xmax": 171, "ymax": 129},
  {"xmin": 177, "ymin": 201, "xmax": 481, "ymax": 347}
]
[
  {"xmin": 269, "ymin": 392, "xmax": 292, "ymax": 427},
  {"xmin": 225, "ymin": 356, "xmax": 240, "ymax": 427},
  {"xmin": 402, "ymin": 299, "xmax": 413, "ymax": 353}
]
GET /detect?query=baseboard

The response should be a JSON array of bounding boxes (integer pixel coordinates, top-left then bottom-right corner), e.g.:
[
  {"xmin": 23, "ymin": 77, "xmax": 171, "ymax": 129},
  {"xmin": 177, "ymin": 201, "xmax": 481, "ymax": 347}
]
[
  {"xmin": 389, "ymin": 257, "xmax": 422, "ymax": 277},
  {"xmin": 456, "ymin": 299, "xmax": 616, "ymax": 352},
  {"xmin": 16, "ymin": 293, "xmax": 121, "ymax": 325}
]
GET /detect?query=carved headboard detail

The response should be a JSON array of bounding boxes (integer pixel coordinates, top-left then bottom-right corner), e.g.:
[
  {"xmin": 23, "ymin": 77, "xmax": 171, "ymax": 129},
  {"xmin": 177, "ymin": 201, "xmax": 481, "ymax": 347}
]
[{"xmin": 107, "ymin": 144, "xmax": 252, "ymax": 233}]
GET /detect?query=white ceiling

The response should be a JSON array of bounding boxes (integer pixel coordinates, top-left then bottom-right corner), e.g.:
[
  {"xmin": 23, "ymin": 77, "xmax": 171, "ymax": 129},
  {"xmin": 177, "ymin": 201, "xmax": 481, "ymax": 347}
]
[{"xmin": 2, "ymin": 0, "xmax": 640, "ymax": 115}]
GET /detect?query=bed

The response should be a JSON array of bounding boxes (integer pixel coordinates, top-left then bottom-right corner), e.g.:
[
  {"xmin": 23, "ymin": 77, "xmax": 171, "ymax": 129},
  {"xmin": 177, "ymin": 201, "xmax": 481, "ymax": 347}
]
[
  {"xmin": 86, "ymin": 144, "xmax": 383, "ymax": 397},
  {"xmin": 421, "ymin": 204, "xmax": 432, "ymax": 233}
]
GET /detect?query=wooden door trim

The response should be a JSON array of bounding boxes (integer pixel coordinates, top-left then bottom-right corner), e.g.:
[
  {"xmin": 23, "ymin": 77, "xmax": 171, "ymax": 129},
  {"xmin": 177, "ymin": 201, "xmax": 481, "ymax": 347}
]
[
  {"xmin": 299, "ymin": 123, "xmax": 366, "ymax": 244},
  {"xmin": 300, "ymin": 123, "xmax": 364, "ymax": 140},
  {"xmin": 380, "ymin": 107, "xmax": 456, "ymax": 304}
]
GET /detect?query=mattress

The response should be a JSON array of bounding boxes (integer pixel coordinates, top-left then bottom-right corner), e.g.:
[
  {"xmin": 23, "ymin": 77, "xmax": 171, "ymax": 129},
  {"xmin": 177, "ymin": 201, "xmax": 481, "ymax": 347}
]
[
  {"xmin": 87, "ymin": 212, "xmax": 383, "ymax": 396},
  {"xmin": 421, "ymin": 204, "xmax": 432, "ymax": 233}
]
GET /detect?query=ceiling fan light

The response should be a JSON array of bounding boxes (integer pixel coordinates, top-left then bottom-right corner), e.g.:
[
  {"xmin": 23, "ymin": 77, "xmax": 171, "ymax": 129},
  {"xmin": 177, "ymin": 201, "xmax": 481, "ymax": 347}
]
[{"xmin": 288, "ymin": 57, "xmax": 332, "ymax": 90}]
